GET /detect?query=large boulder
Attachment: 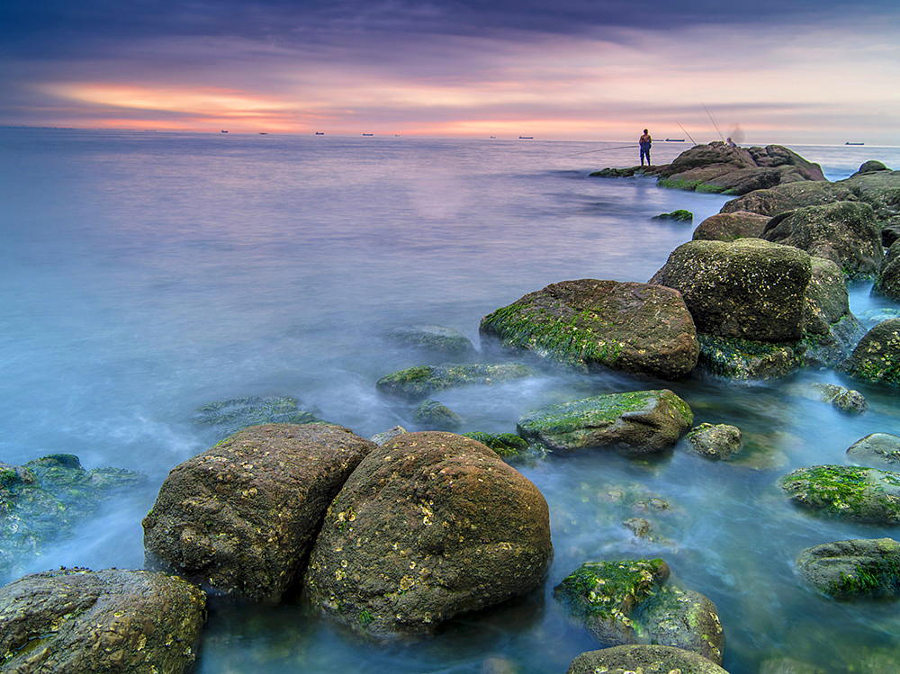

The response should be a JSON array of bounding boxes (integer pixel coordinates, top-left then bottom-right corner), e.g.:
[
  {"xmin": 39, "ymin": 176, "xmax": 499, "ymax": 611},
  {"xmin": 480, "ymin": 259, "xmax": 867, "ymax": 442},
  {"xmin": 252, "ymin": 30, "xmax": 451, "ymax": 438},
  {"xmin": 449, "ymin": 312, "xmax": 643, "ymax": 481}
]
[
  {"xmin": 143, "ymin": 423, "xmax": 375, "ymax": 602},
  {"xmin": 0, "ymin": 455, "xmax": 143, "ymax": 582},
  {"xmin": 840, "ymin": 169, "xmax": 900, "ymax": 226},
  {"xmin": 376, "ymin": 363, "xmax": 535, "ymax": 401},
  {"xmin": 650, "ymin": 238, "xmax": 811, "ymax": 342},
  {"xmin": 780, "ymin": 465, "xmax": 900, "ymax": 524},
  {"xmin": 797, "ymin": 538, "xmax": 900, "ymax": 599},
  {"xmin": 0, "ymin": 567, "xmax": 205, "ymax": 673},
  {"xmin": 566, "ymin": 645, "xmax": 729, "ymax": 674},
  {"xmin": 847, "ymin": 433, "xmax": 900, "ymax": 469},
  {"xmin": 303, "ymin": 432, "xmax": 552, "ymax": 636},
  {"xmin": 516, "ymin": 390, "xmax": 693, "ymax": 456},
  {"xmin": 761, "ymin": 202, "xmax": 883, "ymax": 279},
  {"xmin": 479, "ymin": 279, "xmax": 699, "ymax": 380},
  {"xmin": 691, "ymin": 211, "xmax": 770, "ymax": 242},
  {"xmin": 875, "ymin": 240, "xmax": 900, "ymax": 300},
  {"xmin": 801, "ymin": 257, "xmax": 863, "ymax": 366},
  {"xmin": 843, "ymin": 318, "xmax": 900, "ymax": 386},
  {"xmin": 555, "ymin": 559, "xmax": 724, "ymax": 663},
  {"xmin": 721, "ymin": 181, "xmax": 856, "ymax": 217}
]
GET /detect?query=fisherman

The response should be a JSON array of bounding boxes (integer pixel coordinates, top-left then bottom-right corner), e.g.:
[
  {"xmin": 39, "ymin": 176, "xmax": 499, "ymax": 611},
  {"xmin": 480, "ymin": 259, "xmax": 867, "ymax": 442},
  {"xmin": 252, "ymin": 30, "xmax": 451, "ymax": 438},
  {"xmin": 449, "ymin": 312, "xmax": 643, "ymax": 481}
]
[
  {"xmin": 726, "ymin": 137, "xmax": 737, "ymax": 148},
  {"xmin": 639, "ymin": 129, "xmax": 652, "ymax": 167}
]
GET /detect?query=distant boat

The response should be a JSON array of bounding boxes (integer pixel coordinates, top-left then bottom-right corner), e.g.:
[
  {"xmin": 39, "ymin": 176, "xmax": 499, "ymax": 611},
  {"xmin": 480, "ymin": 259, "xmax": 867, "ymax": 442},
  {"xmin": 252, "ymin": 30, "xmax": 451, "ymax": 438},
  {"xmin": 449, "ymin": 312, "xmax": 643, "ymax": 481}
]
[
  {"xmin": 665, "ymin": 138, "xmax": 685, "ymax": 142},
  {"xmin": 259, "ymin": 132, "xmax": 268, "ymax": 135},
  {"xmin": 518, "ymin": 136, "xmax": 534, "ymax": 140},
  {"xmin": 489, "ymin": 136, "xmax": 496, "ymax": 139},
  {"xmin": 220, "ymin": 130, "xmax": 229, "ymax": 134},
  {"xmin": 361, "ymin": 133, "xmax": 374, "ymax": 137},
  {"xmin": 314, "ymin": 132, "xmax": 325, "ymax": 135},
  {"xmin": 845, "ymin": 141, "xmax": 864, "ymax": 146}
]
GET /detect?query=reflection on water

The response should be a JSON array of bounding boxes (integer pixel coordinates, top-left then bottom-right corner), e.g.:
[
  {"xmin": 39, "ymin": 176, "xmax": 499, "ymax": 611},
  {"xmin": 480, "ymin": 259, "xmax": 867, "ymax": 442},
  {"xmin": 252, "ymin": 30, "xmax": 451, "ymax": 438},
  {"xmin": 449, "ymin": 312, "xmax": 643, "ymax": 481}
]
[{"xmin": 1, "ymin": 129, "xmax": 899, "ymax": 672}]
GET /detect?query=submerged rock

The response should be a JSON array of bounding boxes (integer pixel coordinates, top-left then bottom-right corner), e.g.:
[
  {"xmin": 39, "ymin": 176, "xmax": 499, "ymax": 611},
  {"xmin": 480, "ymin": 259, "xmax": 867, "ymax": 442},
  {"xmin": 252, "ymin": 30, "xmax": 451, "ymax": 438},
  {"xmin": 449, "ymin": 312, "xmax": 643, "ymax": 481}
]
[
  {"xmin": 554, "ymin": 559, "xmax": 724, "ymax": 663},
  {"xmin": 842, "ymin": 318, "xmax": 900, "ymax": 386},
  {"xmin": 376, "ymin": 363, "xmax": 535, "ymax": 401},
  {"xmin": 566, "ymin": 645, "xmax": 729, "ymax": 674},
  {"xmin": 780, "ymin": 465, "xmax": 900, "ymax": 524},
  {"xmin": 697, "ymin": 334, "xmax": 802, "ymax": 380},
  {"xmin": 479, "ymin": 279, "xmax": 699, "ymax": 379},
  {"xmin": 516, "ymin": 390, "xmax": 693, "ymax": 456},
  {"xmin": 847, "ymin": 433, "xmax": 900, "ymax": 468},
  {"xmin": 761, "ymin": 202, "xmax": 883, "ymax": 279},
  {"xmin": 653, "ymin": 209, "xmax": 693, "ymax": 221},
  {"xmin": 143, "ymin": 423, "xmax": 375, "ymax": 602},
  {"xmin": 413, "ymin": 399, "xmax": 462, "ymax": 430},
  {"xmin": 0, "ymin": 454, "xmax": 144, "ymax": 581},
  {"xmin": 0, "ymin": 567, "xmax": 205, "ymax": 673},
  {"xmin": 304, "ymin": 432, "xmax": 552, "ymax": 636},
  {"xmin": 811, "ymin": 383, "xmax": 868, "ymax": 414},
  {"xmin": 370, "ymin": 425, "xmax": 407, "ymax": 446},
  {"xmin": 194, "ymin": 395, "xmax": 321, "ymax": 437},
  {"xmin": 691, "ymin": 211, "xmax": 770, "ymax": 242},
  {"xmin": 385, "ymin": 324, "xmax": 477, "ymax": 359},
  {"xmin": 686, "ymin": 423, "xmax": 743, "ymax": 460},
  {"xmin": 797, "ymin": 538, "xmax": 900, "ymax": 599},
  {"xmin": 462, "ymin": 432, "xmax": 530, "ymax": 459}
]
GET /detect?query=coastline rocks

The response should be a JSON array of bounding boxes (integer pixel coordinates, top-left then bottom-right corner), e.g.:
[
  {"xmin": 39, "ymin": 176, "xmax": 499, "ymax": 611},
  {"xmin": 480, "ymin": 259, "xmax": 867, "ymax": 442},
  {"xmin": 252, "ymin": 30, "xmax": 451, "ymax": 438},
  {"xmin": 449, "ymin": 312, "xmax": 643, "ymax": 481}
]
[
  {"xmin": 697, "ymin": 335, "xmax": 801, "ymax": 380},
  {"xmin": 554, "ymin": 559, "xmax": 724, "ymax": 663},
  {"xmin": 875, "ymin": 241, "xmax": 900, "ymax": 300},
  {"xmin": 376, "ymin": 363, "xmax": 535, "ymax": 401},
  {"xmin": 0, "ymin": 567, "xmax": 205, "ymax": 673},
  {"xmin": 780, "ymin": 465, "xmax": 900, "ymax": 523},
  {"xmin": 721, "ymin": 181, "xmax": 856, "ymax": 217},
  {"xmin": 413, "ymin": 399, "xmax": 462, "ymax": 430},
  {"xmin": 843, "ymin": 318, "xmax": 900, "ymax": 386},
  {"xmin": 479, "ymin": 279, "xmax": 699, "ymax": 380},
  {"xmin": 847, "ymin": 433, "xmax": 900, "ymax": 468},
  {"xmin": 566, "ymin": 645, "xmax": 729, "ymax": 674},
  {"xmin": 811, "ymin": 383, "xmax": 868, "ymax": 414},
  {"xmin": 653, "ymin": 210, "xmax": 693, "ymax": 222},
  {"xmin": 462, "ymin": 432, "xmax": 530, "ymax": 459},
  {"xmin": 801, "ymin": 257, "xmax": 863, "ymax": 366},
  {"xmin": 797, "ymin": 538, "xmax": 900, "ymax": 599},
  {"xmin": 370, "ymin": 425, "xmax": 407, "ymax": 445},
  {"xmin": 840, "ymin": 169, "xmax": 900, "ymax": 228},
  {"xmin": 761, "ymin": 202, "xmax": 883, "ymax": 279},
  {"xmin": 686, "ymin": 423, "xmax": 743, "ymax": 460},
  {"xmin": 143, "ymin": 423, "xmax": 375, "ymax": 602},
  {"xmin": 691, "ymin": 211, "xmax": 770, "ymax": 242},
  {"xmin": 194, "ymin": 395, "xmax": 321, "ymax": 437},
  {"xmin": 385, "ymin": 325, "xmax": 476, "ymax": 359},
  {"xmin": 303, "ymin": 432, "xmax": 552, "ymax": 636},
  {"xmin": 855, "ymin": 160, "xmax": 889, "ymax": 174},
  {"xmin": 516, "ymin": 390, "xmax": 693, "ymax": 456}
]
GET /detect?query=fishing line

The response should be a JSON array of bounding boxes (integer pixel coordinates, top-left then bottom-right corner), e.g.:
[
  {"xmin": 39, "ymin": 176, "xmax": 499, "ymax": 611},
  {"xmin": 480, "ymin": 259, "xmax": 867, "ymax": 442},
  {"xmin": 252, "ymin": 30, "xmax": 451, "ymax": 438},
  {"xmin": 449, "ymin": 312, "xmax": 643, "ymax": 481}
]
[
  {"xmin": 561, "ymin": 144, "xmax": 637, "ymax": 157},
  {"xmin": 703, "ymin": 103, "xmax": 724, "ymax": 142},
  {"xmin": 677, "ymin": 122, "xmax": 697, "ymax": 145}
]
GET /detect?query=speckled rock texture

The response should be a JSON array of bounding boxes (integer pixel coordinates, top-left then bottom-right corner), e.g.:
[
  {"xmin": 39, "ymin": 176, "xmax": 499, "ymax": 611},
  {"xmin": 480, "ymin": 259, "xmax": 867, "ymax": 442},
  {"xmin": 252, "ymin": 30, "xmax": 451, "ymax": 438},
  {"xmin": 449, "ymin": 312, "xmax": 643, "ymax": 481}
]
[
  {"xmin": 721, "ymin": 181, "xmax": 857, "ymax": 217},
  {"xmin": 479, "ymin": 279, "xmax": 699, "ymax": 380},
  {"xmin": 691, "ymin": 211, "xmax": 770, "ymax": 241},
  {"xmin": 797, "ymin": 538, "xmax": 900, "ymax": 599},
  {"xmin": 143, "ymin": 423, "xmax": 375, "ymax": 602},
  {"xmin": 875, "ymin": 241, "xmax": 900, "ymax": 300},
  {"xmin": 303, "ymin": 431, "xmax": 552, "ymax": 637},
  {"xmin": 843, "ymin": 318, "xmax": 900, "ymax": 386},
  {"xmin": 566, "ymin": 645, "xmax": 729, "ymax": 674},
  {"xmin": 780, "ymin": 465, "xmax": 900, "ymax": 524},
  {"xmin": 687, "ymin": 423, "xmax": 743, "ymax": 460},
  {"xmin": 0, "ymin": 567, "xmax": 205, "ymax": 673}
]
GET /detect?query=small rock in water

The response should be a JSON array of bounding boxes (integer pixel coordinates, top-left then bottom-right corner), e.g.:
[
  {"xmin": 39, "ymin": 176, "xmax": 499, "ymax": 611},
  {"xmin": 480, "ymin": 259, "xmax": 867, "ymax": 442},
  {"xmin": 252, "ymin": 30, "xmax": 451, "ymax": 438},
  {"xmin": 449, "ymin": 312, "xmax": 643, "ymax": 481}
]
[
  {"xmin": 622, "ymin": 517, "xmax": 652, "ymax": 538},
  {"xmin": 463, "ymin": 431, "xmax": 530, "ymax": 459},
  {"xmin": 193, "ymin": 395, "xmax": 321, "ymax": 437},
  {"xmin": 797, "ymin": 538, "xmax": 900, "ymax": 599},
  {"xmin": 842, "ymin": 318, "xmax": 900, "ymax": 387},
  {"xmin": 847, "ymin": 433, "xmax": 900, "ymax": 468},
  {"xmin": 385, "ymin": 324, "xmax": 477, "ymax": 359},
  {"xmin": 370, "ymin": 425, "xmax": 408, "ymax": 445},
  {"xmin": 566, "ymin": 645, "xmax": 728, "ymax": 674},
  {"xmin": 413, "ymin": 399, "xmax": 463, "ymax": 430},
  {"xmin": 652, "ymin": 209, "xmax": 693, "ymax": 221},
  {"xmin": 811, "ymin": 383, "xmax": 868, "ymax": 414},
  {"xmin": 780, "ymin": 465, "xmax": 900, "ymax": 524},
  {"xmin": 687, "ymin": 422, "xmax": 743, "ymax": 460},
  {"xmin": 376, "ymin": 363, "xmax": 535, "ymax": 401}
]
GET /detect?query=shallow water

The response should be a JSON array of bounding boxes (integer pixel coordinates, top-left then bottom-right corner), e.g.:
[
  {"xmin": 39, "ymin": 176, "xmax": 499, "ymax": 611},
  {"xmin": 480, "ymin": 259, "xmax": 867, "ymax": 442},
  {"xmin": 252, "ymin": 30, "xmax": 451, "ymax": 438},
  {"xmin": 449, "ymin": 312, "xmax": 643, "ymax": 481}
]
[{"xmin": 1, "ymin": 129, "xmax": 899, "ymax": 673}]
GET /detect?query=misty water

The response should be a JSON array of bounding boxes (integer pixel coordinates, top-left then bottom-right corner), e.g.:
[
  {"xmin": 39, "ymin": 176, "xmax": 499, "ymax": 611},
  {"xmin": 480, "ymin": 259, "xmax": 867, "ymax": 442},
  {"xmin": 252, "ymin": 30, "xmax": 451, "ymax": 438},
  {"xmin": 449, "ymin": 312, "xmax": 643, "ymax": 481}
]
[{"xmin": 1, "ymin": 128, "xmax": 899, "ymax": 673}]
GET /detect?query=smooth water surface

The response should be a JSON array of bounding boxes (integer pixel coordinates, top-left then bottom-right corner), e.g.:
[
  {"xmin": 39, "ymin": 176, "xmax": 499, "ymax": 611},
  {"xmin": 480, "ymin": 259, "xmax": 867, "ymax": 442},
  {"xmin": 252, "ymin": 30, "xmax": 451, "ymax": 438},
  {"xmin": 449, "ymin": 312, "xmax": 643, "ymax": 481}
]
[{"xmin": 1, "ymin": 129, "xmax": 899, "ymax": 673}]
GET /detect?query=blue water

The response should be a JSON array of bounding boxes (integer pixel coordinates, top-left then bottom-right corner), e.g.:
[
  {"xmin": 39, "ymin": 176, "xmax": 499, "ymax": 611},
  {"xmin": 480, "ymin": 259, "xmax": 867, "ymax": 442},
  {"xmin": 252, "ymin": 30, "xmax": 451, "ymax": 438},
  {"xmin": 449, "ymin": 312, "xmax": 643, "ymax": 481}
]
[{"xmin": 2, "ymin": 128, "xmax": 900, "ymax": 673}]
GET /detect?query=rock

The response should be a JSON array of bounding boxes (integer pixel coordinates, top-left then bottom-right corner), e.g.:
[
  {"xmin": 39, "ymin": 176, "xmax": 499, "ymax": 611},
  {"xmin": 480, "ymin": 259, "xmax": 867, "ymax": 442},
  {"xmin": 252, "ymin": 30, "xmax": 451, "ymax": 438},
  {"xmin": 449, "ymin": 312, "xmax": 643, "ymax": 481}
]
[
  {"xmin": 847, "ymin": 433, "xmax": 900, "ymax": 468},
  {"xmin": 194, "ymin": 395, "xmax": 321, "ymax": 437},
  {"xmin": 370, "ymin": 425, "xmax": 408, "ymax": 445},
  {"xmin": 554, "ymin": 559, "xmax": 724, "ymax": 663},
  {"xmin": 875, "ymin": 241, "xmax": 900, "ymax": 300},
  {"xmin": 479, "ymin": 279, "xmax": 699, "ymax": 379},
  {"xmin": 843, "ymin": 318, "xmax": 900, "ymax": 386},
  {"xmin": 691, "ymin": 211, "xmax": 770, "ymax": 242},
  {"xmin": 516, "ymin": 390, "xmax": 693, "ymax": 456},
  {"xmin": 839, "ymin": 169, "xmax": 900, "ymax": 228},
  {"xmin": 0, "ymin": 455, "xmax": 144, "ymax": 581},
  {"xmin": 883, "ymin": 221, "xmax": 900, "ymax": 247},
  {"xmin": 697, "ymin": 334, "xmax": 801, "ymax": 380},
  {"xmin": 800, "ymin": 257, "xmax": 863, "ymax": 367},
  {"xmin": 721, "ymin": 181, "xmax": 857, "ymax": 217},
  {"xmin": 855, "ymin": 160, "xmax": 890, "ymax": 174},
  {"xmin": 623, "ymin": 517, "xmax": 653, "ymax": 538},
  {"xmin": 797, "ymin": 538, "xmax": 900, "ymax": 599},
  {"xmin": 761, "ymin": 202, "xmax": 883, "ymax": 279},
  {"xmin": 566, "ymin": 645, "xmax": 729, "ymax": 674},
  {"xmin": 811, "ymin": 383, "xmax": 868, "ymax": 414},
  {"xmin": 780, "ymin": 465, "xmax": 900, "ymax": 524},
  {"xmin": 0, "ymin": 567, "xmax": 205, "ymax": 673},
  {"xmin": 304, "ymin": 432, "xmax": 552, "ymax": 636},
  {"xmin": 462, "ymin": 432, "xmax": 530, "ymax": 459},
  {"xmin": 758, "ymin": 657, "xmax": 824, "ymax": 674},
  {"xmin": 385, "ymin": 325, "xmax": 476, "ymax": 358},
  {"xmin": 376, "ymin": 363, "xmax": 535, "ymax": 401},
  {"xmin": 589, "ymin": 167, "xmax": 647, "ymax": 178},
  {"xmin": 143, "ymin": 423, "xmax": 375, "ymax": 602},
  {"xmin": 687, "ymin": 423, "xmax": 742, "ymax": 460},
  {"xmin": 653, "ymin": 210, "xmax": 693, "ymax": 221},
  {"xmin": 651, "ymin": 238, "xmax": 812, "ymax": 342},
  {"xmin": 413, "ymin": 399, "xmax": 462, "ymax": 430}
]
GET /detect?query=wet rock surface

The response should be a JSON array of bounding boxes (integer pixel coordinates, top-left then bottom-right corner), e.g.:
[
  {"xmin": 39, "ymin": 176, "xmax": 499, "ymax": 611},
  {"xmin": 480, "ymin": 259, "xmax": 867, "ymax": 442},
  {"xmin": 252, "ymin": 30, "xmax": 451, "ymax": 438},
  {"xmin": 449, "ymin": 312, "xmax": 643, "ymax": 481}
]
[
  {"xmin": 687, "ymin": 423, "xmax": 743, "ymax": 460},
  {"xmin": 461, "ymin": 432, "xmax": 530, "ymax": 459},
  {"xmin": 842, "ymin": 318, "xmax": 900, "ymax": 386},
  {"xmin": 811, "ymin": 383, "xmax": 868, "ymax": 414},
  {"xmin": 385, "ymin": 325, "xmax": 477, "ymax": 359},
  {"xmin": 780, "ymin": 465, "xmax": 900, "ymax": 524},
  {"xmin": 413, "ymin": 399, "xmax": 462, "ymax": 430},
  {"xmin": 691, "ymin": 211, "xmax": 770, "ymax": 242},
  {"xmin": 193, "ymin": 395, "xmax": 321, "ymax": 438},
  {"xmin": 376, "ymin": 363, "xmax": 535, "ymax": 401},
  {"xmin": 566, "ymin": 644, "xmax": 729, "ymax": 674},
  {"xmin": 847, "ymin": 433, "xmax": 900, "ymax": 468},
  {"xmin": 797, "ymin": 538, "xmax": 900, "ymax": 599},
  {"xmin": 875, "ymin": 240, "xmax": 900, "ymax": 300}
]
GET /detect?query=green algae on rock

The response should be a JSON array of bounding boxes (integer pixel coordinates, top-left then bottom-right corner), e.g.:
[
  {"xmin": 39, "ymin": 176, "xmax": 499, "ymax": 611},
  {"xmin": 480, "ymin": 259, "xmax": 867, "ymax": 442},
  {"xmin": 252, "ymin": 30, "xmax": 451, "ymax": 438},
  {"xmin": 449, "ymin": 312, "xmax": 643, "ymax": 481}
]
[
  {"xmin": 303, "ymin": 432, "xmax": 552, "ymax": 637},
  {"xmin": 691, "ymin": 211, "xmax": 770, "ymax": 242},
  {"xmin": 566, "ymin": 645, "xmax": 729, "ymax": 674},
  {"xmin": 875, "ymin": 241, "xmax": 900, "ymax": 300},
  {"xmin": 0, "ymin": 567, "xmax": 206, "ymax": 673},
  {"xmin": 376, "ymin": 363, "xmax": 535, "ymax": 401},
  {"xmin": 797, "ymin": 538, "xmax": 900, "ymax": 599},
  {"xmin": 697, "ymin": 334, "xmax": 802, "ymax": 380},
  {"xmin": 810, "ymin": 383, "xmax": 868, "ymax": 414},
  {"xmin": 413, "ymin": 399, "xmax": 462, "ymax": 431},
  {"xmin": 516, "ymin": 390, "xmax": 693, "ymax": 456},
  {"xmin": 194, "ymin": 395, "xmax": 321, "ymax": 437},
  {"xmin": 780, "ymin": 465, "xmax": 900, "ymax": 524},
  {"xmin": 479, "ymin": 279, "xmax": 699, "ymax": 380},
  {"xmin": 462, "ymin": 432, "xmax": 530, "ymax": 458},
  {"xmin": 385, "ymin": 324, "xmax": 477, "ymax": 358},
  {"xmin": 842, "ymin": 318, "xmax": 900, "ymax": 386},
  {"xmin": 653, "ymin": 209, "xmax": 693, "ymax": 222}
]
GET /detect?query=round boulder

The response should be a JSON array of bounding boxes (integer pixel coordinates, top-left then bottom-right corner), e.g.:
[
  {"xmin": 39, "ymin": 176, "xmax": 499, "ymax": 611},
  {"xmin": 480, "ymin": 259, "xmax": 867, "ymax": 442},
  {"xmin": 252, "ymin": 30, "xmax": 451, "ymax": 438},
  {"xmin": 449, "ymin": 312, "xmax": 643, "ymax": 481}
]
[
  {"xmin": 567, "ymin": 645, "xmax": 728, "ymax": 674},
  {"xmin": 687, "ymin": 423, "xmax": 743, "ymax": 460},
  {"xmin": 0, "ymin": 567, "xmax": 205, "ymax": 673},
  {"xmin": 843, "ymin": 318, "xmax": 900, "ymax": 386},
  {"xmin": 847, "ymin": 433, "xmax": 900, "ymax": 468},
  {"xmin": 856, "ymin": 160, "xmax": 890, "ymax": 174},
  {"xmin": 143, "ymin": 423, "xmax": 375, "ymax": 602},
  {"xmin": 797, "ymin": 538, "xmax": 900, "ymax": 599},
  {"xmin": 303, "ymin": 432, "xmax": 552, "ymax": 636},
  {"xmin": 692, "ymin": 211, "xmax": 770, "ymax": 242},
  {"xmin": 780, "ymin": 465, "xmax": 900, "ymax": 524}
]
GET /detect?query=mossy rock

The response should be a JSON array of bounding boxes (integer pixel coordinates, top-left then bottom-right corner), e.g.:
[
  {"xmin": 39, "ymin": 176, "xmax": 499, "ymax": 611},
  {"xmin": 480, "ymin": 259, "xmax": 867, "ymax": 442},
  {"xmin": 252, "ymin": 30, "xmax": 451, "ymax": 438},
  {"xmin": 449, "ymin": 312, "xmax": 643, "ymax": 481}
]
[
  {"xmin": 692, "ymin": 211, "xmax": 770, "ymax": 242},
  {"xmin": 811, "ymin": 383, "xmax": 868, "ymax": 414},
  {"xmin": 479, "ymin": 279, "xmax": 699, "ymax": 380},
  {"xmin": 686, "ymin": 423, "xmax": 743, "ymax": 460},
  {"xmin": 462, "ymin": 432, "xmax": 530, "ymax": 458},
  {"xmin": 875, "ymin": 241, "xmax": 900, "ymax": 300},
  {"xmin": 376, "ymin": 363, "xmax": 534, "ymax": 401},
  {"xmin": 698, "ymin": 334, "xmax": 802, "ymax": 380},
  {"xmin": 843, "ymin": 318, "xmax": 900, "ymax": 387},
  {"xmin": 721, "ymin": 181, "xmax": 856, "ymax": 217},
  {"xmin": 780, "ymin": 465, "xmax": 900, "ymax": 523},
  {"xmin": 855, "ymin": 160, "xmax": 889, "ymax": 174},
  {"xmin": 847, "ymin": 433, "xmax": 900, "ymax": 469},
  {"xmin": 517, "ymin": 389, "xmax": 693, "ymax": 456},
  {"xmin": 797, "ymin": 538, "xmax": 900, "ymax": 599},
  {"xmin": 653, "ymin": 210, "xmax": 693, "ymax": 222},
  {"xmin": 194, "ymin": 395, "xmax": 321, "ymax": 437},
  {"xmin": 413, "ymin": 400, "xmax": 462, "ymax": 431},
  {"xmin": 385, "ymin": 325, "xmax": 476, "ymax": 358},
  {"xmin": 566, "ymin": 645, "xmax": 729, "ymax": 674}
]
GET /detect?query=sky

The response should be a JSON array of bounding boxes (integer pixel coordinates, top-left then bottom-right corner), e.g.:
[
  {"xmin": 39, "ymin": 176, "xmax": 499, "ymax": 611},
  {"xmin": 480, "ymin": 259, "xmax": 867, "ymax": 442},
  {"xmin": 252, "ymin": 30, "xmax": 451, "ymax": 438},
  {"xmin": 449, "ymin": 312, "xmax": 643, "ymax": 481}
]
[{"xmin": 1, "ymin": 0, "xmax": 899, "ymax": 144}]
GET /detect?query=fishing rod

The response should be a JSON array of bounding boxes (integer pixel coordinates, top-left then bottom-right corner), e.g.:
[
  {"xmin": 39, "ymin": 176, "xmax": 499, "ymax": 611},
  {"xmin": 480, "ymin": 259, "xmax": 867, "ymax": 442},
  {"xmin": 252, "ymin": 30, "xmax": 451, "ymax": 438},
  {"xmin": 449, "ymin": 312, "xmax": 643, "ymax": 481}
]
[
  {"xmin": 703, "ymin": 104, "xmax": 724, "ymax": 142},
  {"xmin": 561, "ymin": 144, "xmax": 637, "ymax": 157},
  {"xmin": 677, "ymin": 122, "xmax": 697, "ymax": 145}
]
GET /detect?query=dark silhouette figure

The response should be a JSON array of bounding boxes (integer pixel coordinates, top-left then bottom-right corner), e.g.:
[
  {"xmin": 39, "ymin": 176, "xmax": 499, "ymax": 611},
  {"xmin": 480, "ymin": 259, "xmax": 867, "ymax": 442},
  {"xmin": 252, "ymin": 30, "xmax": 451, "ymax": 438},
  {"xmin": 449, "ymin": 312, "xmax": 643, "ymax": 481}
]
[{"xmin": 639, "ymin": 129, "xmax": 652, "ymax": 166}]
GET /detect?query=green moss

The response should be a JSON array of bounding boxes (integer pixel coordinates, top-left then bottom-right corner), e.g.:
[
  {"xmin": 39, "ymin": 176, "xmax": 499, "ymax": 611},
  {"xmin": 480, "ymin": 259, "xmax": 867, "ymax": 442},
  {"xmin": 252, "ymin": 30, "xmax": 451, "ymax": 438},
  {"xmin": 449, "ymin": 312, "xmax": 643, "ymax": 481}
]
[
  {"xmin": 653, "ymin": 210, "xmax": 694, "ymax": 222},
  {"xmin": 698, "ymin": 334, "xmax": 801, "ymax": 379},
  {"xmin": 377, "ymin": 363, "xmax": 534, "ymax": 400},
  {"xmin": 780, "ymin": 465, "xmax": 900, "ymax": 522},
  {"xmin": 358, "ymin": 610, "xmax": 375, "ymax": 627},
  {"xmin": 658, "ymin": 178, "xmax": 703, "ymax": 191},
  {"xmin": 554, "ymin": 559, "xmax": 668, "ymax": 620},
  {"xmin": 695, "ymin": 183, "xmax": 729, "ymax": 194},
  {"xmin": 462, "ymin": 432, "xmax": 529, "ymax": 458},
  {"xmin": 519, "ymin": 391, "xmax": 657, "ymax": 437}
]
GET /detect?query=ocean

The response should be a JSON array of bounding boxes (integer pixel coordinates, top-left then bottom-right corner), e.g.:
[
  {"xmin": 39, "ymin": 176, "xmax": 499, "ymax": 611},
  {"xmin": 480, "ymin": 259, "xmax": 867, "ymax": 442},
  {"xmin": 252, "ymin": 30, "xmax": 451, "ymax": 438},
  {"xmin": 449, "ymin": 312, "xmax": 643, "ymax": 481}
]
[{"xmin": 1, "ymin": 128, "xmax": 899, "ymax": 673}]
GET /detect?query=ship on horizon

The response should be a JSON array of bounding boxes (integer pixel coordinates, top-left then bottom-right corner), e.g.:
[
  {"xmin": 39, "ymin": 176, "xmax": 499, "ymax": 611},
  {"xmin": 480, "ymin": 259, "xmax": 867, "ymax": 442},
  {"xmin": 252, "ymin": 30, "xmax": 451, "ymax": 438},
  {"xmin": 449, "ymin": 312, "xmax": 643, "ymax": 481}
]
[{"xmin": 845, "ymin": 141, "xmax": 865, "ymax": 146}]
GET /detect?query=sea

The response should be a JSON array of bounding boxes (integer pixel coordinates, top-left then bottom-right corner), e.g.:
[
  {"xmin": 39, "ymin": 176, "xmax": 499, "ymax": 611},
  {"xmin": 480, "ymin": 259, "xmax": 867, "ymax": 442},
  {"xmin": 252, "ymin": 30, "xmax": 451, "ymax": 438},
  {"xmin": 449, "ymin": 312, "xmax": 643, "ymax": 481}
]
[{"xmin": 1, "ymin": 128, "xmax": 899, "ymax": 673}]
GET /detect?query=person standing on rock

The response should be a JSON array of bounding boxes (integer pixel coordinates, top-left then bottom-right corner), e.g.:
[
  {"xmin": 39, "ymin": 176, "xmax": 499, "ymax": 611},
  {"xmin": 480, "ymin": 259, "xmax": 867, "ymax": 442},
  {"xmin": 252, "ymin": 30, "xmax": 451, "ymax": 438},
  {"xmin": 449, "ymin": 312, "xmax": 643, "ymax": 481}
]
[{"xmin": 639, "ymin": 129, "xmax": 652, "ymax": 167}]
